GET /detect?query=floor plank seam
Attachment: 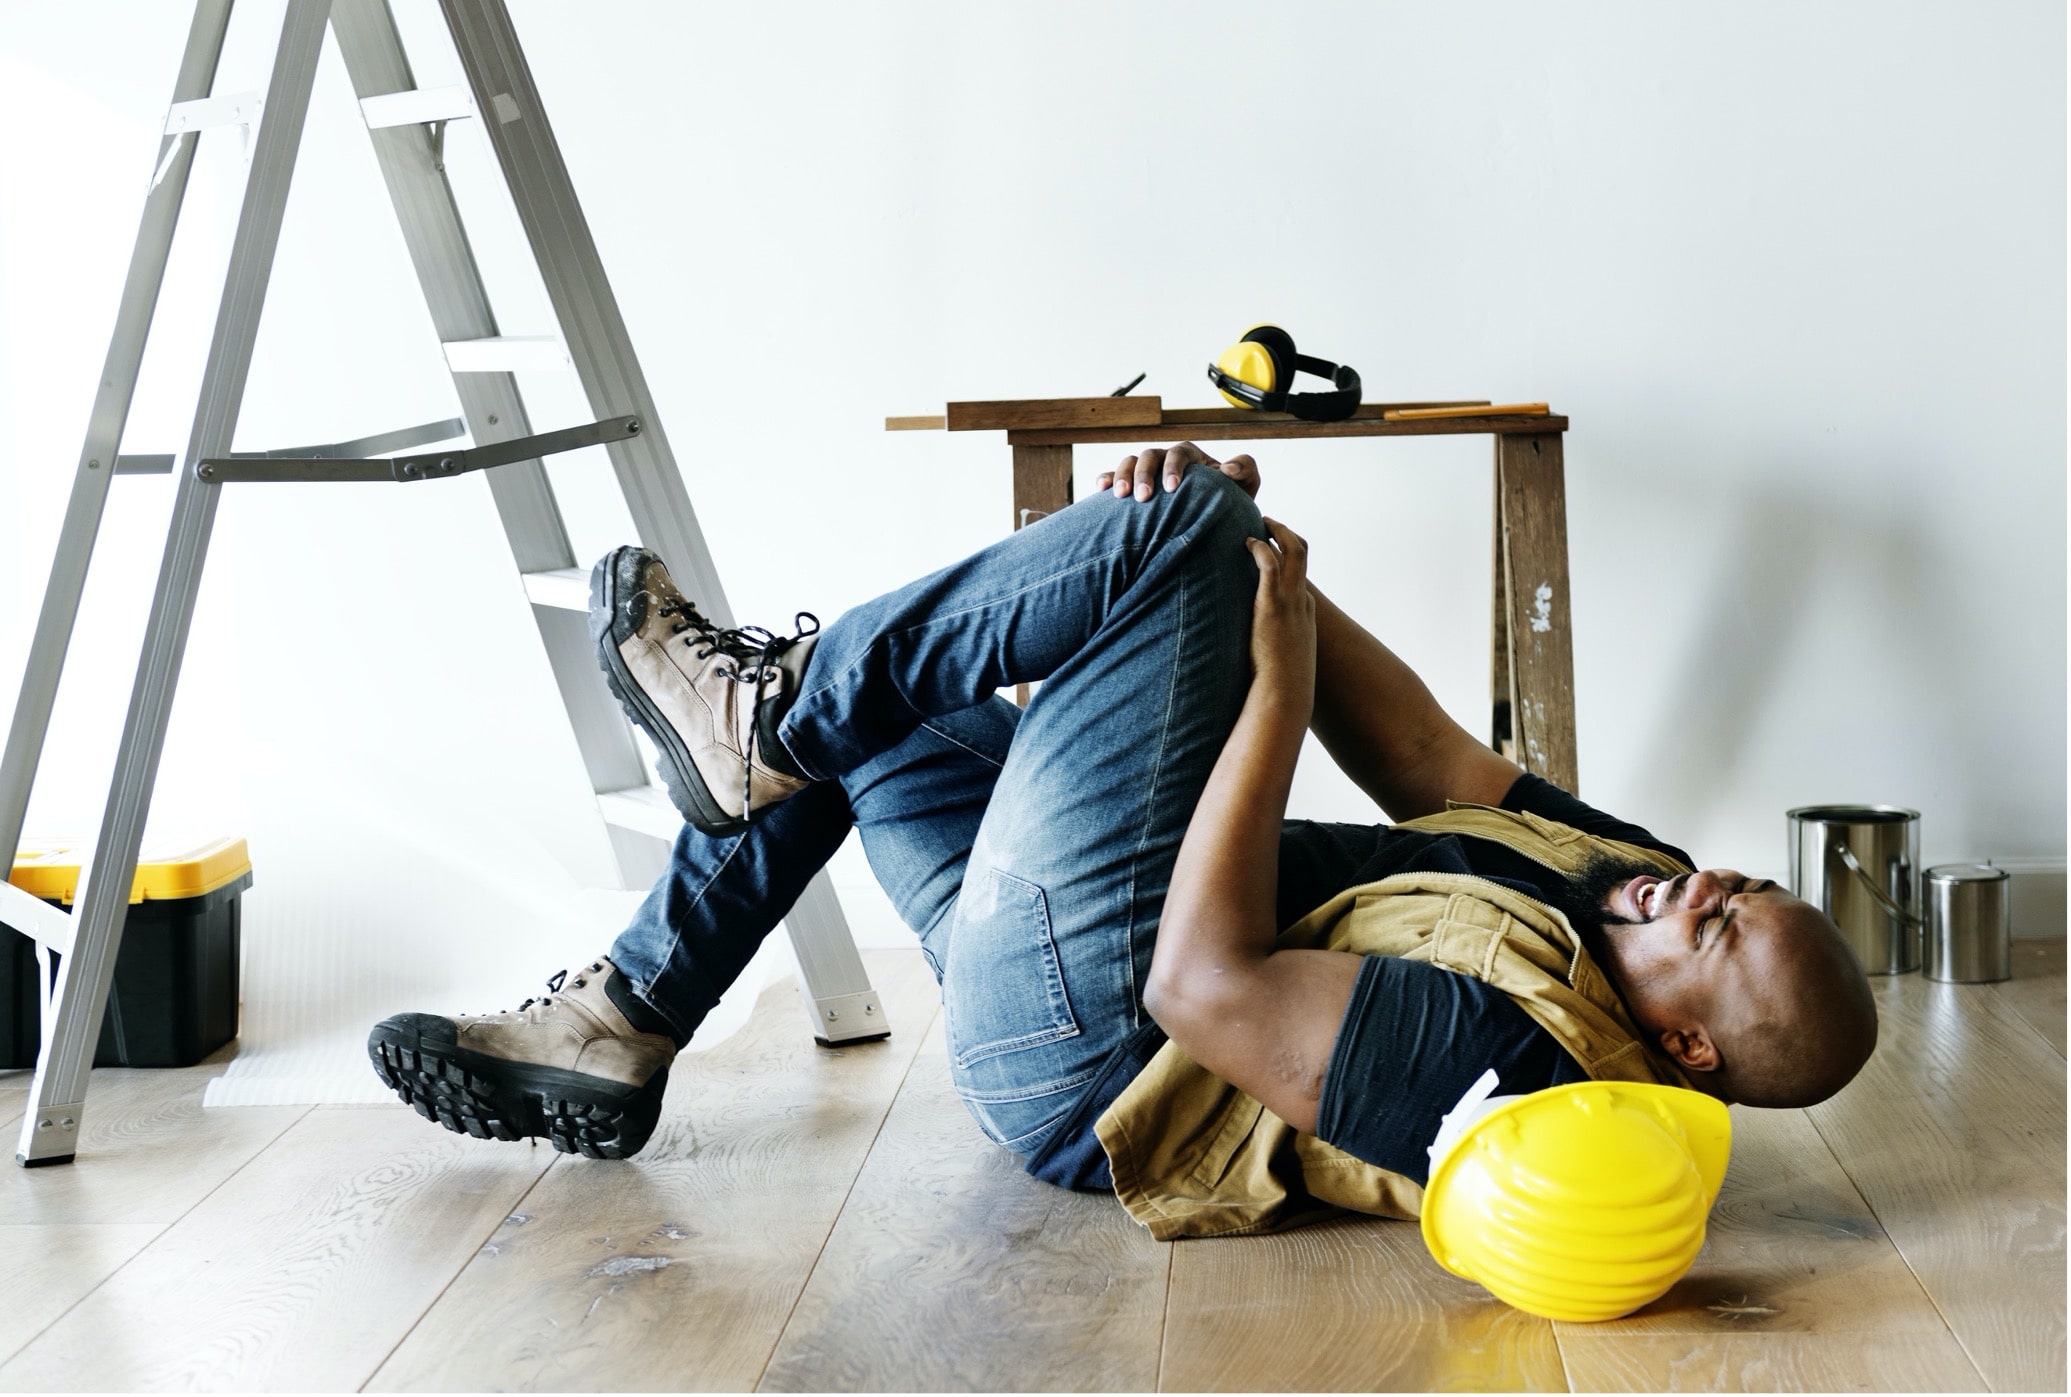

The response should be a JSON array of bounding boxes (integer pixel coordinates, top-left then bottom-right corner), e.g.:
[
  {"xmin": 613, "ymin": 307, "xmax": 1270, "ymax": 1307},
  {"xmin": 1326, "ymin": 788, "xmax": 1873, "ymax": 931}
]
[
  {"xmin": 1987, "ymin": 983, "xmax": 2065, "ymax": 1062},
  {"xmin": 356, "ymin": 1144, "xmax": 567, "ymax": 1393},
  {"xmin": 1152, "ymin": 1232, "xmax": 1175, "ymax": 1391},
  {"xmin": 752, "ymin": 1001, "xmax": 943, "ymax": 1393},
  {"xmin": 0, "ymin": 1095, "xmax": 314, "ymax": 1375},
  {"xmin": 1799, "ymin": 1105, "xmax": 1992, "ymax": 1391}
]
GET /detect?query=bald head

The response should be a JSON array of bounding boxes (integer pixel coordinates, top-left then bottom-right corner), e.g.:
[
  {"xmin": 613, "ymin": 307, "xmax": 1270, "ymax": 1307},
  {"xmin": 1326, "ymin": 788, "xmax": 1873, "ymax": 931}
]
[{"xmin": 1700, "ymin": 899, "xmax": 1878, "ymax": 1106}]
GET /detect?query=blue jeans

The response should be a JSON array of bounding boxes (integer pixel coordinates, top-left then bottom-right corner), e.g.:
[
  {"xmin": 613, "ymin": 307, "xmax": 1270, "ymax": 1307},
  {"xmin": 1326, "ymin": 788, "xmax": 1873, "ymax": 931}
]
[{"xmin": 609, "ymin": 466, "xmax": 1267, "ymax": 1158}]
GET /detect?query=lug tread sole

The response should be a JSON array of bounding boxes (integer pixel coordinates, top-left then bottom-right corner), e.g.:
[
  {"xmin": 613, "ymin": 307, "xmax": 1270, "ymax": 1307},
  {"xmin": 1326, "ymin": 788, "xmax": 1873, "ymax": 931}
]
[{"xmin": 367, "ymin": 1029, "xmax": 667, "ymax": 1161}]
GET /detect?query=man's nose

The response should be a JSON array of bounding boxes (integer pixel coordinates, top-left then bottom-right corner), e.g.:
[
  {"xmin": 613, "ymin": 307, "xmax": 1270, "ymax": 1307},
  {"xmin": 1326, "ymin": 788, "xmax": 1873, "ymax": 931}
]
[{"xmin": 1685, "ymin": 869, "xmax": 1734, "ymax": 909}]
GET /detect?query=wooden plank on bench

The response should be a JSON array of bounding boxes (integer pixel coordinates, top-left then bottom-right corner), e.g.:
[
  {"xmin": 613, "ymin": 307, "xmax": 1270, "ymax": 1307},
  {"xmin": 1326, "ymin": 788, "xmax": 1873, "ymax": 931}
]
[{"xmin": 947, "ymin": 397, "xmax": 1163, "ymax": 432}]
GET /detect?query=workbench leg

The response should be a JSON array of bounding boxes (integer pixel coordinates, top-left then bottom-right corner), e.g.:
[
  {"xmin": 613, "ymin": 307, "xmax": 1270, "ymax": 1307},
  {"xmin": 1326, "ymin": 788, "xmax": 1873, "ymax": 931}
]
[
  {"xmin": 1491, "ymin": 466, "xmax": 1517, "ymax": 762},
  {"xmin": 1009, "ymin": 443, "xmax": 1073, "ymax": 706},
  {"xmin": 1495, "ymin": 433, "xmax": 1579, "ymax": 793}
]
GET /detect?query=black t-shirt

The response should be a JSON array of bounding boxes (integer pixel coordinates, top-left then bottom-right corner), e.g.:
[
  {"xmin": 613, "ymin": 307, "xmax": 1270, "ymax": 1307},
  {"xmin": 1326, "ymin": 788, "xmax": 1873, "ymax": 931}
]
[
  {"xmin": 1292, "ymin": 773, "xmax": 1691, "ymax": 1186},
  {"xmin": 1025, "ymin": 774, "xmax": 1692, "ymax": 1192}
]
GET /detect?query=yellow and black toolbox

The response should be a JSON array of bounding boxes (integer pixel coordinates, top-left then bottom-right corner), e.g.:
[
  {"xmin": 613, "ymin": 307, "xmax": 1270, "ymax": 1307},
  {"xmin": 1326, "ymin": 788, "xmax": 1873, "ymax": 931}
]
[{"xmin": 3, "ymin": 836, "xmax": 253, "ymax": 1068}]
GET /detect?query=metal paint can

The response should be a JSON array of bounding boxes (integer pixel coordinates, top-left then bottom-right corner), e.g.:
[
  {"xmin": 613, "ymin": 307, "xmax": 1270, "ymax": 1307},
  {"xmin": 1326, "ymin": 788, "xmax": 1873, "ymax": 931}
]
[
  {"xmin": 1787, "ymin": 805, "xmax": 1921, "ymax": 974},
  {"xmin": 1922, "ymin": 863, "xmax": 2012, "ymax": 983}
]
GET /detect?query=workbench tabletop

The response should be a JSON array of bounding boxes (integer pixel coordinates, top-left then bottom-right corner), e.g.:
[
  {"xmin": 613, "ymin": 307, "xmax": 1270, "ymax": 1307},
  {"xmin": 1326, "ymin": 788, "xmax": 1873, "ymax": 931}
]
[{"xmin": 886, "ymin": 398, "xmax": 1565, "ymax": 443}]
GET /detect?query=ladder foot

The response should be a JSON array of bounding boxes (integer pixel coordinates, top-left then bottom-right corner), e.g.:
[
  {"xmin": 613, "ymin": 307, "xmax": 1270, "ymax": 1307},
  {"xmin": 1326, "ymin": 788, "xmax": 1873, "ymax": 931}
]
[
  {"xmin": 813, "ymin": 1031, "xmax": 891, "ymax": 1050},
  {"xmin": 16, "ymin": 1104, "xmax": 84, "ymax": 1166}
]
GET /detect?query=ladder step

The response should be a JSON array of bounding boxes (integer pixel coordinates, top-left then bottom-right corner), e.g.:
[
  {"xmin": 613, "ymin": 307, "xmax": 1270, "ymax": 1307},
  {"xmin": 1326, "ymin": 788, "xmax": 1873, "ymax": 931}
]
[
  {"xmin": 0, "ymin": 881, "xmax": 74, "ymax": 956},
  {"xmin": 442, "ymin": 336, "xmax": 571, "ymax": 374},
  {"xmin": 521, "ymin": 567, "xmax": 590, "ymax": 611},
  {"xmin": 164, "ymin": 91, "xmax": 261, "ymax": 135},
  {"xmin": 360, "ymin": 85, "xmax": 476, "ymax": 130},
  {"xmin": 597, "ymin": 785, "xmax": 685, "ymax": 842}
]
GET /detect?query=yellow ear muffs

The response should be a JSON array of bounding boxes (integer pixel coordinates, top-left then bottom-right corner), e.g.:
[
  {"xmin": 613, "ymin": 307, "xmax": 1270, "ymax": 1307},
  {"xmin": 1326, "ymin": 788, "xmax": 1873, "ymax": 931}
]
[
  {"xmin": 1206, "ymin": 323, "xmax": 1362, "ymax": 421},
  {"xmin": 1214, "ymin": 338, "xmax": 1282, "ymax": 408}
]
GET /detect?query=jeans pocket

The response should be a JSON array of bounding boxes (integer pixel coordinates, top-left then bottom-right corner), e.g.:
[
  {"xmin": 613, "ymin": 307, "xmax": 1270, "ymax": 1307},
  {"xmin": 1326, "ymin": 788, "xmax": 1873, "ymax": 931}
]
[{"xmin": 945, "ymin": 867, "xmax": 1080, "ymax": 1072}]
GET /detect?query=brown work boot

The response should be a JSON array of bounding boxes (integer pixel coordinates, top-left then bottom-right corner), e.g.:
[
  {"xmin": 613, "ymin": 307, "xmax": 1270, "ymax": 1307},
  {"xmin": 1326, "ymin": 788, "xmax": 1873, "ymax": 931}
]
[
  {"xmin": 366, "ymin": 957, "xmax": 678, "ymax": 1159},
  {"xmin": 589, "ymin": 544, "xmax": 820, "ymax": 836}
]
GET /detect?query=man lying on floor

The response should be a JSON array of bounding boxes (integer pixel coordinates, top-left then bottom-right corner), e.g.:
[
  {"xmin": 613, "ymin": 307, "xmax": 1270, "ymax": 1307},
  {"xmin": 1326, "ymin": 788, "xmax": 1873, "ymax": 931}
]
[{"xmin": 369, "ymin": 444, "xmax": 1877, "ymax": 1236}]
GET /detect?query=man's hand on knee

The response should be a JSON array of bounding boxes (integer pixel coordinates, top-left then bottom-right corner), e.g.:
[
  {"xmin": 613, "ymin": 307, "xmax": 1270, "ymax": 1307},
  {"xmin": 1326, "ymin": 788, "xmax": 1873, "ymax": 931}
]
[{"xmin": 1096, "ymin": 442, "xmax": 1260, "ymax": 502}]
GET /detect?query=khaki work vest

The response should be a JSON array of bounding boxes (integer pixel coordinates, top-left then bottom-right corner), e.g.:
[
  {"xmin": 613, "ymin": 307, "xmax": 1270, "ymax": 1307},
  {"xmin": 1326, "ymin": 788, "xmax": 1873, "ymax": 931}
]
[{"xmin": 1094, "ymin": 803, "xmax": 1696, "ymax": 1240}]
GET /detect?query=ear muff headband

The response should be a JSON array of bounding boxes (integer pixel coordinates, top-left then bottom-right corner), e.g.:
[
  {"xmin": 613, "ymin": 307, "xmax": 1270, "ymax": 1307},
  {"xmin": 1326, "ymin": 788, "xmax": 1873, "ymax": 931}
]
[{"xmin": 1208, "ymin": 324, "xmax": 1362, "ymax": 422}]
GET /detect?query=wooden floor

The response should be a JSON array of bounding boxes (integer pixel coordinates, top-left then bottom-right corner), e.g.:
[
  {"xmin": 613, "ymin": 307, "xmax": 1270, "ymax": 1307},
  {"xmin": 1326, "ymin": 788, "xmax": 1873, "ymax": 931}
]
[{"xmin": 0, "ymin": 941, "xmax": 2061, "ymax": 1393}]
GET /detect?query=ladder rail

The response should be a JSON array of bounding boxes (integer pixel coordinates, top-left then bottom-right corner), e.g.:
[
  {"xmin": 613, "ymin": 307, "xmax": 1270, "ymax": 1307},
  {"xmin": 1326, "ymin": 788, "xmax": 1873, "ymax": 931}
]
[
  {"xmin": 19, "ymin": 0, "xmax": 336, "ymax": 1166},
  {"xmin": 436, "ymin": 0, "xmax": 727, "ymax": 619},
  {"xmin": 0, "ymin": 0, "xmax": 235, "ymax": 871}
]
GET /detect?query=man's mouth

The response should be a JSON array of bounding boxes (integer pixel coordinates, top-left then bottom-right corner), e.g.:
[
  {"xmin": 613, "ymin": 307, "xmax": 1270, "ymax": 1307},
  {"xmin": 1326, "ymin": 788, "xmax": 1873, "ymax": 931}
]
[{"xmin": 1622, "ymin": 875, "xmax": 1671, "ymax": 920}]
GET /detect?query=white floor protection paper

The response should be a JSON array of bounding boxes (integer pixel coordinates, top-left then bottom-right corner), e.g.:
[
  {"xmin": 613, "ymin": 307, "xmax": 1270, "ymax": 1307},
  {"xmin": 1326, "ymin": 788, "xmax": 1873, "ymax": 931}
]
[{"xmin": 200, "ymin": 792, "xmax": 912, "ymax": 1107}]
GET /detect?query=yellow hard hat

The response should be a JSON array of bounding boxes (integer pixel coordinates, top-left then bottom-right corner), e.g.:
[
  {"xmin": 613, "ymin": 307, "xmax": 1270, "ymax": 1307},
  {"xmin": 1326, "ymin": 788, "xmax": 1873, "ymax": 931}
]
[{"xmin": 1420, "ymin": 1080, "xmax": 1731, "ymax": 1323}]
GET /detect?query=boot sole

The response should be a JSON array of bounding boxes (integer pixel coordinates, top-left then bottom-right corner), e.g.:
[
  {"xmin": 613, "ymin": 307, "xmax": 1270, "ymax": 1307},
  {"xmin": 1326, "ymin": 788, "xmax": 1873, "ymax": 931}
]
[
  {"xmin": 367, "ymin": 1019, "xmax": 668, "ymax": 1160},
  {"xmin": 588, "ymin": 547, "xmax": 749, "ymax": 837}
]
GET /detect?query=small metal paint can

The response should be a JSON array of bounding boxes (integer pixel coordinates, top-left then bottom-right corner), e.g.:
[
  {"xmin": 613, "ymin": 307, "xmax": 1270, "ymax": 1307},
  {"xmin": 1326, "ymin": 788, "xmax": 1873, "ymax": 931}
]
[{"xmin": 1922, "ymin": 863, "xmax": 2012, "ymax": 984}]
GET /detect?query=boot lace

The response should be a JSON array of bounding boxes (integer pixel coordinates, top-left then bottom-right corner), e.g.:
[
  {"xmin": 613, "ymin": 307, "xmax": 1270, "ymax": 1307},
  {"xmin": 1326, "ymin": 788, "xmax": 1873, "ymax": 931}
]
[
  {"xmin": 660, "ymin": 601, "xmax": 821, "ymax": 823},
  {"xmin": 512, "ymin": 967, "xmax": 567, "ymax": 1014},
  {"xmin": 511, "ymin": 963, "xmax": 600, "ymax": 1014}
]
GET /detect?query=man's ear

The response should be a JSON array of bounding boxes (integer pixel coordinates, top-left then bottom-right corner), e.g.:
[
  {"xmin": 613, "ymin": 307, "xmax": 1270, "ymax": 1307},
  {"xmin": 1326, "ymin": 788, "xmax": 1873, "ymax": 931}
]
[{"xmin": 1658, "ymin": 1024, "xmax": 1721, "ymax": 1074}]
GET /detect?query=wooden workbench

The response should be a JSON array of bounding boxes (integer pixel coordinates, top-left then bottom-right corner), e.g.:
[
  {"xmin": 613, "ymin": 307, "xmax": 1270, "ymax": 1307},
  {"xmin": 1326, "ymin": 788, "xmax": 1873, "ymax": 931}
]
[{"xmin": 887, "ymin": 397, "xmax": 1578, "ymax": 793}]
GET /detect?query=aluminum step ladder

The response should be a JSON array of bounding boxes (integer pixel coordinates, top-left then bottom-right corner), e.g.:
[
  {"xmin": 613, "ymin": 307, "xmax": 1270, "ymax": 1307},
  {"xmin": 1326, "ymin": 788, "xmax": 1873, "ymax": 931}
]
[{"xmin": 1, "ymin": 0, "xmax": 887, "ymax": 1168}]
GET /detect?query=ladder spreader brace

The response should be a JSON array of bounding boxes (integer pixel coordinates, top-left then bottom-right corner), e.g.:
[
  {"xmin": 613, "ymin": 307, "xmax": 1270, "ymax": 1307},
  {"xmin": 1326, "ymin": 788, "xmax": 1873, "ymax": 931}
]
[
  {"xmin": 196, "ymin": 414, "xmax": 640, "ymax": 484},
  {"xmin": 3, "ymin": 0, "xmax": 888, "ymax": 1168}
]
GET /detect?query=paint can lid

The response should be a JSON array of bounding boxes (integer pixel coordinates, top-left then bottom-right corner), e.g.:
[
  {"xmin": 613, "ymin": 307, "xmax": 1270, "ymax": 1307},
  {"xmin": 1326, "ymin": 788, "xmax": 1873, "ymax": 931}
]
[
  {"xmin": 1786, "ymin": 804, "xmax": 1919, "ymax": 824},
  {"xmin": 1925, "ymin": 862, "xmax": 2008, "ymax": 884}
]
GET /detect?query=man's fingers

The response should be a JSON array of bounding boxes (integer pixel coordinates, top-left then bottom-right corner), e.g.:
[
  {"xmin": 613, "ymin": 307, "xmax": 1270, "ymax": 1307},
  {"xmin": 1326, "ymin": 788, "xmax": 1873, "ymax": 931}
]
[
  {"xmin": 1262, "ymin": 518, "xmax": 1309, "ymax": 590},
  {"xmin": 1136, "ymin": 447, "xmax": 1168, "ymax": 501},
  {"xmin": 1264, "ymin": 517, "xmax": 1305, "ymax": 549},
  {"xmin": 1108, "ymin": 443, "xmax": 1236, "ymax": 502},
  {"xmin": 1165, "ymin": 441, "xmax": 1212, "ymax": 491}
]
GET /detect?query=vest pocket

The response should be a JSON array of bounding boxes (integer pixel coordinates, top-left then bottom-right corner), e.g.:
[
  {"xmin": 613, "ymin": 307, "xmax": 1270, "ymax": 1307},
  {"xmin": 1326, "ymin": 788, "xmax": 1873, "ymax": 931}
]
[
  {"xmin": 1187, "ymin": 1095, "xmax": 1268, "ymax": 1192},
  {"xmin": 945, "ymin": 867, "xmax": 1080, "ymax": 1071}
]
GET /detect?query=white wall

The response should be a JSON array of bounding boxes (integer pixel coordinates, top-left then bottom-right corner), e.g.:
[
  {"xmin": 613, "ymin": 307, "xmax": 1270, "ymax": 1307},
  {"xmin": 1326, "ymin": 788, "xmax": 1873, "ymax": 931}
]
[{"xmin": 2, "ymin": 0, "xmax": 2063, "ymax": 1047}]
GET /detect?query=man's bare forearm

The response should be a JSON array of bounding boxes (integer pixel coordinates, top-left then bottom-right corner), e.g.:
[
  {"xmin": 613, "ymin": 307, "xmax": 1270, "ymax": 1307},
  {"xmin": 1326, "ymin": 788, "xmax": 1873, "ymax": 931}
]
[
  {"xmin": 1157, "ymin": 680, "xmax": 1307, "ymax": 979},
  {"xmin": 1309, "ymin": 584, "xmax": 1521, "ymax": 820},
  {"xmin": 1146, "ymin": 674, "xmax": 1360, "ymax": 1132}
]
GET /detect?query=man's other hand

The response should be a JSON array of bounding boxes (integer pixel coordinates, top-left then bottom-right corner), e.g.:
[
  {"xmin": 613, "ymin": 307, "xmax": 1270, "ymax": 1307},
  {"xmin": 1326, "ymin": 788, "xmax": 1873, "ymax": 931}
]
[
  {"xmin": 1246, "ymin": 518, "xmax": 1317, "ymax": 704},
  {"xmin": 1097, "ymin": 442, "xmax": 1260, "ymax": 502}
]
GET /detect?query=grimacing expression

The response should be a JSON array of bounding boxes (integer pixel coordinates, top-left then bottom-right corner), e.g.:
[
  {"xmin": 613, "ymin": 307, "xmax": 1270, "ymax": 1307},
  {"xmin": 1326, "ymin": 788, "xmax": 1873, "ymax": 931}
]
[{"xmin": 1600, "ymin": 868, "xmax": 1800, "ymax": 1016}]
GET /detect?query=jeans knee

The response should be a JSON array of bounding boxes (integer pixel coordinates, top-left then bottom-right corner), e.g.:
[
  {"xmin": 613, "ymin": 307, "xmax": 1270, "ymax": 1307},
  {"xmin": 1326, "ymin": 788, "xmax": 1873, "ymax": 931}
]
[
  {"xmin": 1185, "ymin": 462, "xmax": 1264, "ymax": 525},
  {"xmin": 1167, "ymin": 464, "xmax": 1267, "ymax": 561}
]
